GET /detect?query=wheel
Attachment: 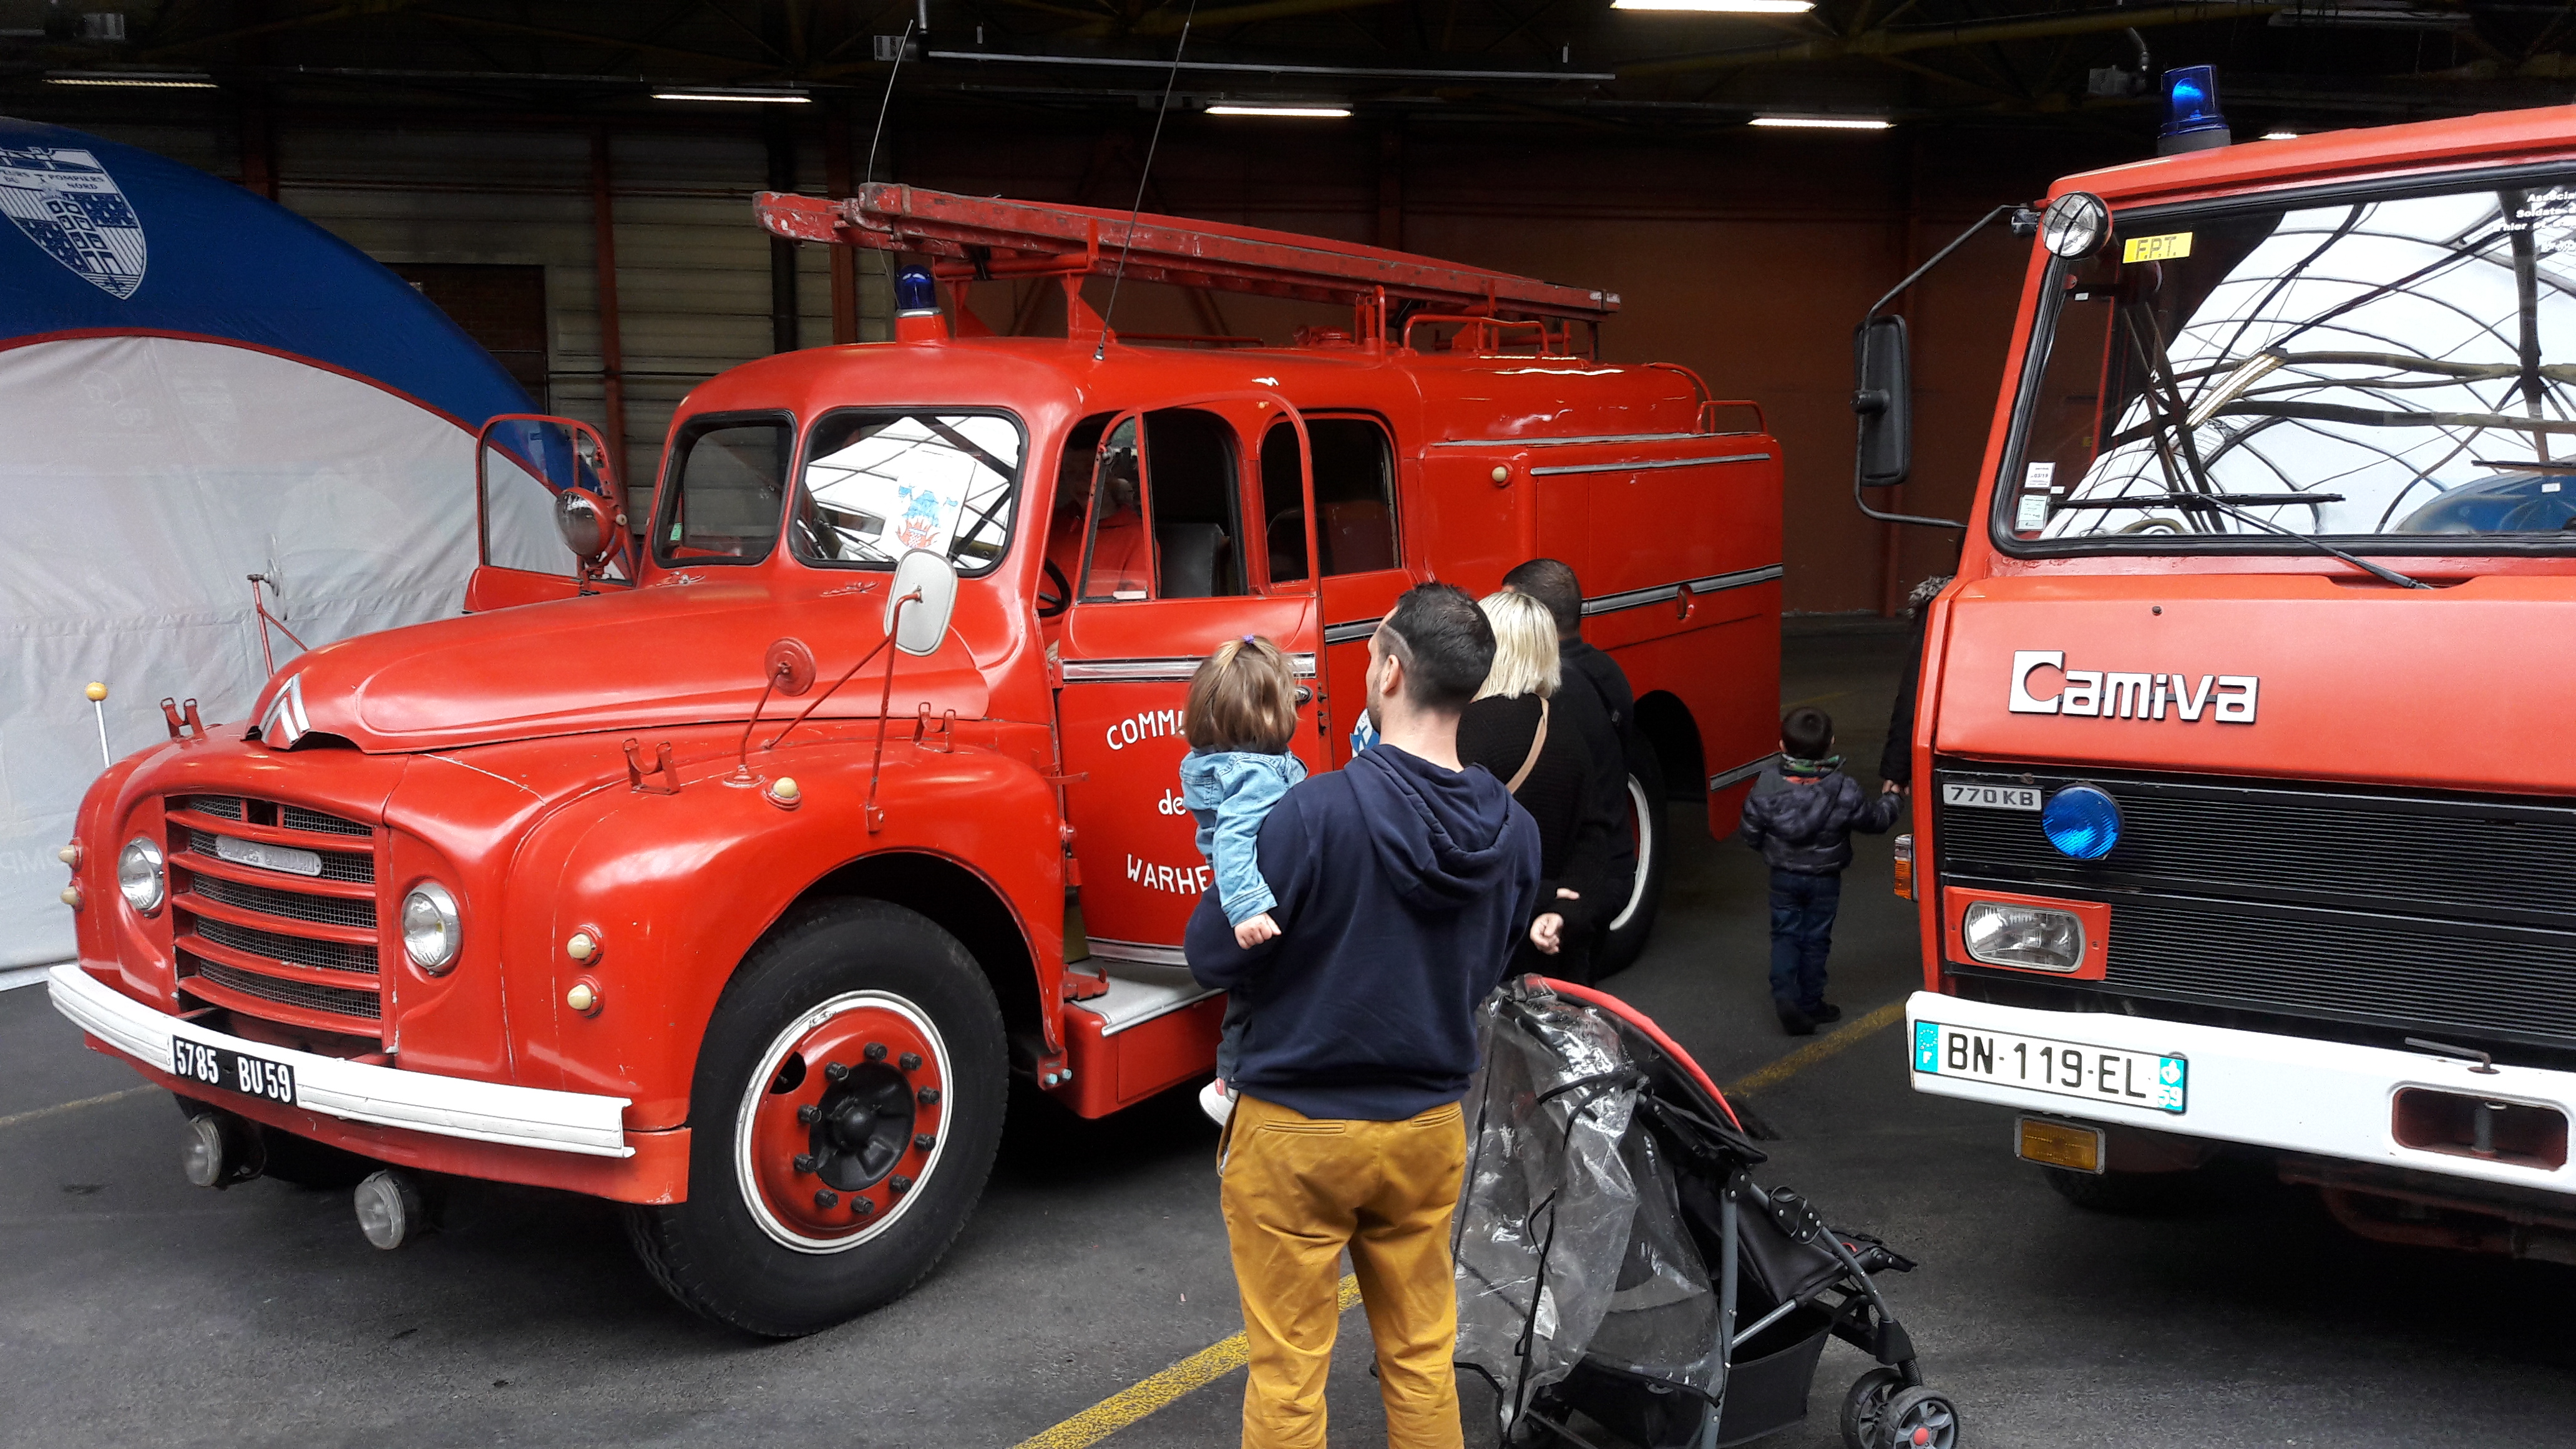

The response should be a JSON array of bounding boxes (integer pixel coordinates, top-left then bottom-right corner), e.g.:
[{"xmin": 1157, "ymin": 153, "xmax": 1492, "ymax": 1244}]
[
  {"xmin": 625, "ymin": 898, "xmax": 1007, "ymax": 1337},
  {"xmin": 2043, "ymin": 1164, "xmax": 2190, "ymax": 1214},
  {"xmin": 1838, "ymin": 1367, "xmax": 1905, "ymax": 1449},
  {"xmin": 1591, "ymin": 751, "xmax": 1668, "ymax": 978},
  {"xmin": 1876, "ymin": 1385, "xmax": 1959, "ymax": 1449}
]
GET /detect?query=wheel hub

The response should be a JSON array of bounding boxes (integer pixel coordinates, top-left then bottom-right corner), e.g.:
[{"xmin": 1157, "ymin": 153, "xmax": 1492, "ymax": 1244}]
[{"xmin": 741, "ymin": 995, "xmax": 947, "ymax": 1246}]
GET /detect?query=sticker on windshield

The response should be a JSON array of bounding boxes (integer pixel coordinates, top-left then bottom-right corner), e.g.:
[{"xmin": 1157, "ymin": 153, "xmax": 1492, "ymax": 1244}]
[
  {"xmin": 2015, "ymin": 462, "xmax": 2056, "ymax": 531},
  {"xmin": 2122, "ymin": 231, "xmax": 2193, "ymax": 263}
]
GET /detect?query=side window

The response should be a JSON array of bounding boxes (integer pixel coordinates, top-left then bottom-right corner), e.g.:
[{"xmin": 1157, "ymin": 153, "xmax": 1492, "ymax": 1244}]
[
  {"xmin": 655, "ymin": 417, "xmax": 791, "ymax": 566},
  {"xmin": 1080, "ymin": 409, "xmax": 1248, "ymax": 601},
  {"xmin": 1262, "ymin": 416, "xmax": 1397, "ymax": 578}
]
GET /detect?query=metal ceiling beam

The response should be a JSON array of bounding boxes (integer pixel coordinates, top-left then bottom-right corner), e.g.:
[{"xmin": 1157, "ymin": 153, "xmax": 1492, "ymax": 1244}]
[
  {"xmin": 1110, "ymin": 0, "xmax": 1409, "ymax": 38},
  {"xmin": 1619, "ymin": 1, "xmax": 2286, "ymax": 79}
]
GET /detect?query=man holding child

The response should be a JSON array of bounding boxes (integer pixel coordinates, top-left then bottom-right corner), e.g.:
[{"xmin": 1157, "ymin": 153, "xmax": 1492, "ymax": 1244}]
[{"xmin": 1184, "ymin": 582, "xmax": 1542, "ymax": 1449}]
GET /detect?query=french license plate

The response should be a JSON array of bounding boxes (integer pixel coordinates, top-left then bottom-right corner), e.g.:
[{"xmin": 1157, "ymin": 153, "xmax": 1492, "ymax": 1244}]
[
  {"xmin": 1943, "ymin": 781, "xmax": 2041, "ymax": 811},
  {"xmin": 172, "ymin": 1038, "xmax": 296, "ymax": 1106},
  {"xmin": 213, "ymin": 834, "xmax": 323, "ymax": 877},
  {"xmin": 1913, "ymin": 1021, "xmax": 2185, "ymax": 1114}
]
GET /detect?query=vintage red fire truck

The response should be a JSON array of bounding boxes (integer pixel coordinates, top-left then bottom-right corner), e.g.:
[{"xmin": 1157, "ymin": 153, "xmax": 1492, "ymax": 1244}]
[
  {"xmin": 47, "ymin": 187, "xmax": 1784, "ymax": 1334},
  {"xmin": 1886, "ymin": 104, "xmax": 2576, "ymax": 1257}
]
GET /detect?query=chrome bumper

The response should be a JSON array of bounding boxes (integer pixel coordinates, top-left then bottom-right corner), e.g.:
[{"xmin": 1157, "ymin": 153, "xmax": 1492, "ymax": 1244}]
[{"xmin": 50, "ymin": 965, "xmax": 633, "ymax": 1158}]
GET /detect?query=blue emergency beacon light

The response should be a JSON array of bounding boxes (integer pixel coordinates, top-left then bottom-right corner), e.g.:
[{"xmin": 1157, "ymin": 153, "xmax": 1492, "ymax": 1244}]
[{"xmin": 2157, "ymin": 65, "xmax": 2232, "ymax": 156}]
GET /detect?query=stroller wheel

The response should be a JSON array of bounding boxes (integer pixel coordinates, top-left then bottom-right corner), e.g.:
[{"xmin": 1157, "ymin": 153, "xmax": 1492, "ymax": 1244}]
[
  {"xmin": 1837, "ymin": 1367, "xmax": 1903, "ymax": 1449},
  {"xmin": 1876, "ymin": 1385, "xmax": 1961, "ymax": 1449}
]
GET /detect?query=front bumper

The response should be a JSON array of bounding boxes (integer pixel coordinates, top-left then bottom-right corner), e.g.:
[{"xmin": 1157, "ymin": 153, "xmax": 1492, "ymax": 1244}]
[
  {"xmin": 1906, "ymin": 990, "xmax": 2576, "ymax": 1196},
  {"xmin": 51, "ymin": 965, "xmax": 633, "ymax": 1159}
]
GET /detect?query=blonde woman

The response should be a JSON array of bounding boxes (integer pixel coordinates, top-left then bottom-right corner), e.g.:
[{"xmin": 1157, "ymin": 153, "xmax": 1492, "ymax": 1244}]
[{"xmin": 1457, "ymin": 589, "xmax": 1621, "ymax": 982}]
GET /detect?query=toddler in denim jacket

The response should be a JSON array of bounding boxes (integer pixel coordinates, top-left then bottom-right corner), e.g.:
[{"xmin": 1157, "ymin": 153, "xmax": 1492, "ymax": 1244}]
[{"xmin": 1179, "ymin": 635, "xmax": 1306, "ymax": 1123}]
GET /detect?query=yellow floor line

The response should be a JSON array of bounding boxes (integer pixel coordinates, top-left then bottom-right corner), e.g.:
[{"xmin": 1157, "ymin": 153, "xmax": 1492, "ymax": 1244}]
[
  {"xmin": 0, "ymin": 1085, "xmax": 151, "ymax": 1132},
  {"xmin": 1009, "ymin": 997, "xmax": 1908, "ymax": 1447},
  {"xmin": 1725, "ymin": 999, "xmax": 1906, "ymax": 1097},
  {"xmin": 1011, "ymin": 1274, "xmax": 1361, "ymax": 1449}
]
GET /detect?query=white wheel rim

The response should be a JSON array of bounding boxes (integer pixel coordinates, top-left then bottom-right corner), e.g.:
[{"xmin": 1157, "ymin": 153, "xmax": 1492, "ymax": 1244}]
[
  {"xmin": 734, "ymin": 989, "xmax": 955, "ymax": 1254},
  {"xmin": 1607, "ymin": 772, "xmax": 1656, "ymax": 933}
]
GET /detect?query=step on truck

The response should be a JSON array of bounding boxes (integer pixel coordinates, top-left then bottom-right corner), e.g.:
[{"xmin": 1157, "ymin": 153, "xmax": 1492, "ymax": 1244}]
[
  {"xmin": 1880, "ymin": 99, "xmax": 2576, "ymax": 1257},
  {"xmin": 47, "ymin": 186, "xmax": 1785, "ymax": 1335}
]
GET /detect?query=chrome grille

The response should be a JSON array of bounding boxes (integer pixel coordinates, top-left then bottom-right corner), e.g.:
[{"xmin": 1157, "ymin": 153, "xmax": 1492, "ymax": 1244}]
[
  {"xmin": 166, "ymin": 792, "xmax": 386, "ymax": 1037},
  {"xmin": 191, "ymin": 915, "xmax": 378, "ymax": 974},
  {"xmin": 187, "ymin": 872, "xmax": 376, "ymax": 930},
  {"xmin": 188, "ymin": 955, "xmax": 383, "ymax": 1022}
]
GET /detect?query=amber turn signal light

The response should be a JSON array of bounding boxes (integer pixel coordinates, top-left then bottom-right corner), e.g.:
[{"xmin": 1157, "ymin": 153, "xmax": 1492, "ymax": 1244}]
[
  {"xmin": 1891, "ymin": 833, "xmax": 1915, "ymax": 900},
  {"xmin": 2015, "ymin": 1116, "xmax": 2104, "ymax": 1173}
]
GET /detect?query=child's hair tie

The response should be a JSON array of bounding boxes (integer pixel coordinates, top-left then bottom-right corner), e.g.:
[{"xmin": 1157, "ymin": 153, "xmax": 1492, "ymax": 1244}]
[{"xmin": 1242, "ymin": 635, "xmax": 1256, "ymax": 645}]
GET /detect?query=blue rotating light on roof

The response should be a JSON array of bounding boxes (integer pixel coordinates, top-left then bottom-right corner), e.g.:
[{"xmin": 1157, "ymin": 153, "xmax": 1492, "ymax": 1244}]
[
  {"xmin": 894, "ymin": 265, "xmax": 939, "ymax": 316},
  {"xmin": 2157, "ymin": 66, "xmax": 2232, "ymax": 157},
  {"xmin": 2042, "ymin": 784, "xmax": 2123, "ymax": 861}
]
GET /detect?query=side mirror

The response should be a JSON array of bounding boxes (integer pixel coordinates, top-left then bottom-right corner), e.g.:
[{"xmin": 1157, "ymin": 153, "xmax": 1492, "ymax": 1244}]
[
  {"xmin": 1852, "ymin": 315, "xmax": 1913, "ymax": 488},
  {"xmin": 886, "ymin": 549, "xmax": 959, "ymax": 656},
  {"xmin": 477, "ymin": 413, "xmax": 627, "ymax": 581}
]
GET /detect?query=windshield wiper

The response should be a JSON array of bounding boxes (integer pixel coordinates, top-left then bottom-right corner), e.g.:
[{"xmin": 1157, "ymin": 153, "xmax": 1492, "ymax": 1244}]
[
  {"xmin": 2114, "ymin": 303, "xmax": 2431, "ymax": 590},
  {"xmin": 2054, "ymin": 492, "xmax": 2346, "ymax": 510}
]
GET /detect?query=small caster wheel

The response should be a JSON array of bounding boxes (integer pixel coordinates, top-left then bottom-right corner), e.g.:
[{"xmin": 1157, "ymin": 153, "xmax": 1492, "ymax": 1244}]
[
  {"xmin": 1878, "ymin": 1385, "xmax": 1959, "ymax": 1449},
  {"xmin": 1838, "ymin": 1367, "xmax": 1903, "ymax": 1449}
]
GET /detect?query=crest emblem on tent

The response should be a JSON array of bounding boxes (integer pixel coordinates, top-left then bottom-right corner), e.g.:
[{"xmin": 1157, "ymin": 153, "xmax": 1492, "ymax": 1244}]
[{"xmin": 0, "ymin": 147, "xmax": 147, "ymax": 299}]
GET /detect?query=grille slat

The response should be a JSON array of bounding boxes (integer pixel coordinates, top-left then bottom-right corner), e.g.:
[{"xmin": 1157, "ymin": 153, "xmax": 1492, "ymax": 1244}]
[
  {"xmin": 1936, "ymin": 763, "xmax": 2576, "ymax": 1050},
  {"xmin": 185, "ymin": 954, "xmax": 383, "ymax": 1022},
  {"xmin": 281, "ymin": 804, "xmax": 370, "ymax": 837},
  {"xmin": 188, "ymin": 914, "xmax": 378, "ymax": 974},
  {"xmin": 179, "ymin": 826, "xmax": 373, "ymax": 885},
  {"xmin": 183, "ymin": 872, "xmax": 376, "ymax": 930}
]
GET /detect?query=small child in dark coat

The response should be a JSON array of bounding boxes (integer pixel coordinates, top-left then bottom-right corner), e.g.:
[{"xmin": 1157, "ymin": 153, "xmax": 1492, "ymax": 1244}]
[{"xmin": 1740, "ymin": 706, "xmax": 1905, "ymax": 1035}]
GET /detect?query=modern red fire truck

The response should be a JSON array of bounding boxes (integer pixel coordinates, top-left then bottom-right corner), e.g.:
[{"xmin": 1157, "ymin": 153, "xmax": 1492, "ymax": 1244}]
[
  {"xmin": 1886, "ymin": 104, "xmax": 2576, "ymax": 1258},
  {"xmin": 47, "ymin": 187, "xmax": 1784, "ymax": 1334}
]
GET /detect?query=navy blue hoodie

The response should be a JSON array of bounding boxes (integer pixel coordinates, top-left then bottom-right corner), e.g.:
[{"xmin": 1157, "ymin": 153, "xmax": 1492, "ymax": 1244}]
[{"xmin": 1185, "ymin": 743, "xmax": 1542, "ymax": 1121}]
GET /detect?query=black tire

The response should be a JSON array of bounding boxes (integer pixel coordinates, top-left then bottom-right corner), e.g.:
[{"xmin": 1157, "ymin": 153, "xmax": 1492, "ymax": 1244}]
[
  {"xmin": 1877, "ymin": 1385, "xmax": 1959, "ymax": 1449},
  {"xmin": 2043, "ymin": 1164, "xmax": 2192, "ymax": 1214},
  {"xmin": 625, "ymin": 898, "xmax": 1007, "ymax": 1337},
  {"xmin": 1838, "ymin": 1367, "xmax": 1905, "ymax": 1449},
  {"xmin": 1591, "ymin": 751, "xmax": 1668, "ymax": 979}
]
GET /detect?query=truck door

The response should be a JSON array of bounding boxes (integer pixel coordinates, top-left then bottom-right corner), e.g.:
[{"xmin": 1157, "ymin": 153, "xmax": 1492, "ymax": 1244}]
[
  {"xmin": 1054, "ymin": 400, "xmax": 1325, "ymax": 962},
  {"xmin": 1259, "ymin": 412, "xmax": 1407, "ymax": 764},
  {"xmin": 464, "ymin": 414, "xmax": 633, "ymax": 611}
]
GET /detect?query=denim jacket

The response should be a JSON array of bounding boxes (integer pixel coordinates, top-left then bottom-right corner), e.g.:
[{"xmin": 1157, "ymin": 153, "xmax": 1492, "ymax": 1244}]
[{"xmin": 1180, "ymin": 748, "xmax": 1309, "ymax": 926}]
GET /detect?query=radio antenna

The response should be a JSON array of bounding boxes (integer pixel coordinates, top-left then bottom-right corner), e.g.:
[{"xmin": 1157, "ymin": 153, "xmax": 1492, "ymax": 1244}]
[
  {"xmin": 862, "ymin": 19, "xmax": 915, "ymax": 190},
  {"xmin": 1096, "ymin": 0, "xmax": 1198, "ymax": 361}
]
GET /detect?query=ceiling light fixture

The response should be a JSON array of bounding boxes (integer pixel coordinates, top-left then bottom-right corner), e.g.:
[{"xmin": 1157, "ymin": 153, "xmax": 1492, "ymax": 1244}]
[
  {"xmin": 650, "ymin": 89, "xmax": 812, "ymax": 104},
  {"xmin": 1750, "ymin": 115, "xmax": 1891, "ymax": 130},
  {"xmin": 44, "ymin": 72, "xmax": 218, "ymax": 89},
  {"xmin": 1206, "ymin": 103, "xmax": 1350, "ymax": 117},
  {"xmin": 2260, "ymin": 129, "xmax": 2301, "ymax": 140},
  {"xmin": 1612, "ymin": 0, "xmax": 1814, "ymax": 11}
]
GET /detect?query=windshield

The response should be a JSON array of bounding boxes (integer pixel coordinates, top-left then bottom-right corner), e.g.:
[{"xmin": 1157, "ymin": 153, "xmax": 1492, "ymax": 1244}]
[
  {"xmin": 790, "ymin": 409, "xmax": 1025, "ymax": 574},
  {"xmin": 2001, "ymin": 172, "xmax": 2576, "ymax": 552}
]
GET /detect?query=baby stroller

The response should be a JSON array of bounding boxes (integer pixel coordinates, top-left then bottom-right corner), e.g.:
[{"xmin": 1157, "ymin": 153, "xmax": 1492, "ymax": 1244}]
[{"xmin": 1453, "ymin": 977, "xmax": 1958, "ymax": 1449}]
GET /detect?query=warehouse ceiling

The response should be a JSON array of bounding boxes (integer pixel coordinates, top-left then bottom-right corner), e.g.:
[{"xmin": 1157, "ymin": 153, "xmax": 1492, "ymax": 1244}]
[{"xmin": 1, "ymin": 1, "xmax": 2571, "ymax": 140}]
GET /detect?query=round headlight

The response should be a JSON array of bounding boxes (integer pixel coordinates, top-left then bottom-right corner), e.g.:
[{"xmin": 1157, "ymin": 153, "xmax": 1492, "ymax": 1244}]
[
  {"xmin": 117, "ymin": 836, "xmax": 165, "ymax": 915},
  {"xmin": 2041, "ymin": 784, "xmax": 2123, "ymax": 861},
  {"xmin": 2041, "ymin": 191, "xmax": 2110, "ymax": 259},
  {"xmin": 401, "ymin": 883, "xmax": 461, "ymax": 973}
]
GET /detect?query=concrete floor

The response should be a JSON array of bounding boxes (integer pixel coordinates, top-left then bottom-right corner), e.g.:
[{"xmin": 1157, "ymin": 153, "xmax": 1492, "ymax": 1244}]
[{"xmin": 4, "ymin": 620, "xmax": 2574, "ymax": 1448}]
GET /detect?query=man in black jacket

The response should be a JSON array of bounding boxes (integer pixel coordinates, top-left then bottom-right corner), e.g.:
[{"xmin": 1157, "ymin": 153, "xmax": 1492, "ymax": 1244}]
[{"xmin": 1187, "ymin": 582, "xmax": 1541, "ymax": 1449}]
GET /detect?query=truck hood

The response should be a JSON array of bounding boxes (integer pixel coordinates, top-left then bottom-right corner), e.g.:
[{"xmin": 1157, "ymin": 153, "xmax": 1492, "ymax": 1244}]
[
  {"xmin": 246, "ymin": 577, "xmax": 992, "ymax": 754},
  {"xmin": 1934, "ymin": 572, "xmax": 2576, "ymax": 798}
]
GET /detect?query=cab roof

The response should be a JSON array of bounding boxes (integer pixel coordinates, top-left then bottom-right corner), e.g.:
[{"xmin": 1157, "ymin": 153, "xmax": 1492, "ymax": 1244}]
[{"xmin": 2054, "ymin": 103, "xmax": 2576, "ymax": 211}]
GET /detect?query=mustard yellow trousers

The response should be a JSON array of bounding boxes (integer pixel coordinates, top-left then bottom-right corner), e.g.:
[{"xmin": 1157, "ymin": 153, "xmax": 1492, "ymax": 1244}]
[{"xmin": 1219, "ymin": 1093, "xmax": 1468, "ymax": 1449}]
